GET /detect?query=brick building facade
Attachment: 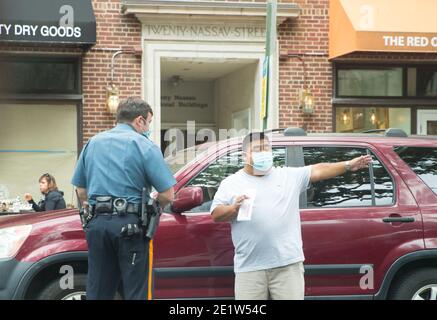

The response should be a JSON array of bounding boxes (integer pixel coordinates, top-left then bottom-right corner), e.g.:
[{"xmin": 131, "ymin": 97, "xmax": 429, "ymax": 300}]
[
  {"xmin": 57, "ymin": 0, "xmax": 437, "ymax": 141},
  {"xmin": 0, "ymin": 0, "xmax": 333, "ymax": 143},
  {"xmin": 82, "ymin": 0, "xmax": 333, "ymax": 139}
]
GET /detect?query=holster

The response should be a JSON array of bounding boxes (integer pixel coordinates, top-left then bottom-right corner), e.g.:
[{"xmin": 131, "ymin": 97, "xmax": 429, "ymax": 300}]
[
  {"xmin": 141, "ymin": 198, "xmax": 162, "ymax": 240},
  {"xmin": 94, "ymin": 196, "xmax": 113, "ymax": 213},
  {"xmin": 79, "ymin": 205, "xmax": 93, "ymax": 229}
]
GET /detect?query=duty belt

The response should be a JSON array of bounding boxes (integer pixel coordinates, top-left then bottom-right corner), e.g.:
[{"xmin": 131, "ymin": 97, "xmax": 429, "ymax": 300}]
[{"xmin": 90, "ymin": 197, "xmax": 141, "ymax": 216}]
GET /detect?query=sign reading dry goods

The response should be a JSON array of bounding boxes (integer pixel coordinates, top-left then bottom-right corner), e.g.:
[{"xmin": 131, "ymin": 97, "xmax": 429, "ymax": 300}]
[
  {"xmin": 0, "ymin": 24, "xmax": 82, "ymax": 39},
  {"xmin": 0, "ymin": 0, "xmax": 96, "ymax": 45}
]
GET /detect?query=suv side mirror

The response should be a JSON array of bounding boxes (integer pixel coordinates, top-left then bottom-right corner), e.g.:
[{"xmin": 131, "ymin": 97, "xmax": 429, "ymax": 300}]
[{"xmin": 172, "ymin": 187, "xmax": 204, "ymax": 213}]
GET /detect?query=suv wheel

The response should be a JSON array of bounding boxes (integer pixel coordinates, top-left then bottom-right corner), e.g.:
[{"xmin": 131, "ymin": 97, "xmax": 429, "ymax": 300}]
[
  {"xmin": 389, "ymin": 268, "xmax": 437, "ymax": 300},
  {"xmin": 37, "ymin": 274, "xmax": 87, "ymax": 300},
  {"xmin": 37, "ymin": 274, "xmax": 124, "ymax": 300}
]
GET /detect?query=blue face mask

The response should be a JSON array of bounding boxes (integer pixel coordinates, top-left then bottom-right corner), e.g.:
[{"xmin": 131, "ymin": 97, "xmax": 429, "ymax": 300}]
[
  {"xmin": 251, "ymin": 151, "xmax": 273, "ymax": 172},
  {"xmin": 142, "ymin": 130, "xmax": 151, "ymax": 139}
]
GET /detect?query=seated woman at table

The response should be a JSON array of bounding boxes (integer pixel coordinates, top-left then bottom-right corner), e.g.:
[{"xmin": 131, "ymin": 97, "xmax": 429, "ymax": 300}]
[{"xmin": 24, "ymin": 173, "xmax": 66, "ymax": 212}]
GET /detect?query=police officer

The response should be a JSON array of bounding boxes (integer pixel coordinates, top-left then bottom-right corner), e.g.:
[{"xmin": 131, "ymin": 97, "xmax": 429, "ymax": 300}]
[{"xmin": 71, "ymin": 97, "xmax": 176, "ymax": 300}]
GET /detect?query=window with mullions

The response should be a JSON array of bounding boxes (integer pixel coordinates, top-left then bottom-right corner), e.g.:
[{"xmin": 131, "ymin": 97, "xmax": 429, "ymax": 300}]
[
  {"xmin": 416, "ymin": 66, "xmax": 437, "ymax": 97},
  {"xmin": 0, "ymin": 57, "xmax": 79, "ymax": 94},
  {"xmin": 335, "ymin": 106, "xmax": 411, "ymax": 134},
  {"xmin": 337, "ymin": 67, "xmax": 403, "ymax": 97},
  {"xmin": 303, "ymin": 147, "xmax": 394, "ymax": 208}
]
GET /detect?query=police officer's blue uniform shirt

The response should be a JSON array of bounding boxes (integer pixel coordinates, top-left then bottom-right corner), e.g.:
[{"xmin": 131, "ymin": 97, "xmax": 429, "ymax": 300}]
[{"xmin": 71, "ymin": 123, "xmax": 176, "ymax": 204}]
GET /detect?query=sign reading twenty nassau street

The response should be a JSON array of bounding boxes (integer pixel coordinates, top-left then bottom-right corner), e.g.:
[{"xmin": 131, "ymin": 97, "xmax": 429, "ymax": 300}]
[{"xmin": 144, "ymin": 24, "xmax": 266, "ymax": 42}]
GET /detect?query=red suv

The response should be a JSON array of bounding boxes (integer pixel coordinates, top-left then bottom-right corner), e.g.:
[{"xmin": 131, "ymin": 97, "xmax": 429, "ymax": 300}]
[{"xmin": 0, "ymin": 128, "xmax": 436, "ymax": 300}]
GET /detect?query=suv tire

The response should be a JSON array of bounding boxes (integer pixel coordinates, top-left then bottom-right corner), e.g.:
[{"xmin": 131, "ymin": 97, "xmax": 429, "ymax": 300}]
[
  {"xmin": 389, "ymin": 268, "xmax": 437, "ymax": 300},
  {"xmin": 37, "ymin": 274, "xmax": 124, "ymax": 300},
  {"xmin": 37, "ymin": 274, "xmax": 87, "ymax": 300}
]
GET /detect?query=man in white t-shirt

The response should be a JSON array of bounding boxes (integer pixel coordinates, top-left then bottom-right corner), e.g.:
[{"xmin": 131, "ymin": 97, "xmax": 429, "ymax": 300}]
[{"xmin": 210, "ymin": 132, "xmax": 372, "ymax": 300}]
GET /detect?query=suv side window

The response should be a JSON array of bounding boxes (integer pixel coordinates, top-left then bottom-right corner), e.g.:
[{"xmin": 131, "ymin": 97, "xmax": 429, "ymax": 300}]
[
  {"xmin": 185, "ymin": 148, "xmax": 286, "ymax": 213},
  {"xmin": 394, "ymin": 146, "xmax": 437, "ymax": 194},
  {"xmin": 302, "ymin": 147, "xmax": 394, "ymax": 208}
]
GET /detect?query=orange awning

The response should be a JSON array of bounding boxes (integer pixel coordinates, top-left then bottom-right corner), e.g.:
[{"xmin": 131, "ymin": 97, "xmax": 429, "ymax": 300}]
[{"xmin": 329, "ymin": 0, "xmax": 437, "ymax": 59}]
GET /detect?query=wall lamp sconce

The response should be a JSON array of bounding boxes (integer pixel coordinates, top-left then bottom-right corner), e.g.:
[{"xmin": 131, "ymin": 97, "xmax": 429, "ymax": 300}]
[
  {"xmin": 300, "ymin": 88, "xmax": 315, "ymax": 114},
  {"xmin": 106, "ymin": 47, "xmax": 142, "ymax": 114},
  {"xmin": 106, "ymin": 84, "xmax": 120, "ymax": 114},
  {"xmin": 280, "ymin": 53, "xmax": 315, "ymax": 114}
]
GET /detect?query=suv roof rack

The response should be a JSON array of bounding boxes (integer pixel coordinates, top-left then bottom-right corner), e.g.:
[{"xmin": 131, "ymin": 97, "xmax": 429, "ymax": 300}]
[
  {"xmin": 283, "ymin": 127, "xmax": 307, "ymax": 136},
  {"xmin": 273, "ymin": 127, "xmax": 407, "ymax": 138},
  {"xmin": 361, "ymin": 128, "xmax": 408, "ymax": 138},
  {"xmin": 264, "ymin": 129, "xmax": 285, "ymax": 134}
]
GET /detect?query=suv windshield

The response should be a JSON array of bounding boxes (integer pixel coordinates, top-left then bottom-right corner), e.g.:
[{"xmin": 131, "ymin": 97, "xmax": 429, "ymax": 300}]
[{"xmin": 394, "ymin": 146, "xmax": 437, "ymax": 194}]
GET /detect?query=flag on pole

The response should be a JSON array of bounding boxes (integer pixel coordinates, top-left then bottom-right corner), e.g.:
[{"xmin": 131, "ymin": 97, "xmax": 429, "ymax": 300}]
[
  {"xmin": 262, "ymin": 0, "xmax": 277, "ymax": 131},
  {"xmin": 260, "ymin": 56, "xmax": 269, "ymax": 120}
]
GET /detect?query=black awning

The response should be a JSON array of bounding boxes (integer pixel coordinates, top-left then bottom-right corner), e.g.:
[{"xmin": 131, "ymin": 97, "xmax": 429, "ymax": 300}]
[{"xmin": 0, "ymin": 0, "xmax": 96, "ymax": 47}]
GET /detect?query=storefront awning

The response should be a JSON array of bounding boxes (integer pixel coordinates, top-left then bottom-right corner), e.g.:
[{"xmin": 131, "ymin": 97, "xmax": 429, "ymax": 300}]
[
  {"xmin": 329, "ymin": 0, "xmax": 437, "ymax": 59},
  {"xmin": 0, "ymin": 0, "xmax": 96, "ymax": 47}
]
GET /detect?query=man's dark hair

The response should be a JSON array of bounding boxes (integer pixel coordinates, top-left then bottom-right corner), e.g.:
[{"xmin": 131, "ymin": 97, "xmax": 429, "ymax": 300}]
[
  {"xmin": 116, "ymin": 97, "xmax": 153, "ymax": 123},
  {"xmin": 242, "ymin": 132, "xmax": 270, "ymax": 152}
]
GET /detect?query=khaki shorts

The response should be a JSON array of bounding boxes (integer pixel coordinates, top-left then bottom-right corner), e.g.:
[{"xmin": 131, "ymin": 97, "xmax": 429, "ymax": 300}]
[{"xmin": 235, "ymin": 262, "xmax": 305, "ymax": 300}]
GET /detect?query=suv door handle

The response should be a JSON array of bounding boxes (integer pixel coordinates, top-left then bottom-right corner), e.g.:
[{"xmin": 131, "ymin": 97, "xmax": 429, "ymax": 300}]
[{"xmin": 383, "ymin": 216, "xmax": 415, "ymax": 223}]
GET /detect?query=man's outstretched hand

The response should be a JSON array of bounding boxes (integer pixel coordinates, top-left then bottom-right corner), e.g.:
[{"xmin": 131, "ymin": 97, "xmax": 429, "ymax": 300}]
[{"xmin": 349, "ymin": 155, "xmax": 373, "ymax": 172}]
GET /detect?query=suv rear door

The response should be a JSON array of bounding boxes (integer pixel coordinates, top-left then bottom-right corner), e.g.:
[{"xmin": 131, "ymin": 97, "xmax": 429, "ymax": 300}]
[
  {"xmin": 292, "ymin": 142, "xmax": 424, "ymax": 298},
  {"xmin": 392, "ymin": 145, "xmax": 437, "ymax": 250}
]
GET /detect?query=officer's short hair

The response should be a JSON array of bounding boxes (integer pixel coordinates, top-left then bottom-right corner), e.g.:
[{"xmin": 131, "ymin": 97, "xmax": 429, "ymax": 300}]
[
  {"xmin": 116, "ymin": 97, "xmax": 154, "ymax": 123},
  {"xmin": 242, "ymin": 132, "xmax": 270, "ymax": 152}
]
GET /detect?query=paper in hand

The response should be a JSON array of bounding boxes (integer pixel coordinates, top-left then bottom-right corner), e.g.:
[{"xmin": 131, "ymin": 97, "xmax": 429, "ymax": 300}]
[{"xmin": 237, "ymin": 189, "xmax": 256, "ymax": 221}]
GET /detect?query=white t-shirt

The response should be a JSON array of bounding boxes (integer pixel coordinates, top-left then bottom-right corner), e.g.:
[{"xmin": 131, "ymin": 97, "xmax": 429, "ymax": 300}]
[{"xmin": 210, "ymin": 166, "xmax": 312, "ymax": 273}]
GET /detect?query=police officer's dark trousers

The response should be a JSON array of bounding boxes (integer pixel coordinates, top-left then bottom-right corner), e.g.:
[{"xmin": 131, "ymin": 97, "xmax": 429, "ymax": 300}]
[{"xmin": 85, "ymin": 213, "xmax": 150, "ymax": 300}]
